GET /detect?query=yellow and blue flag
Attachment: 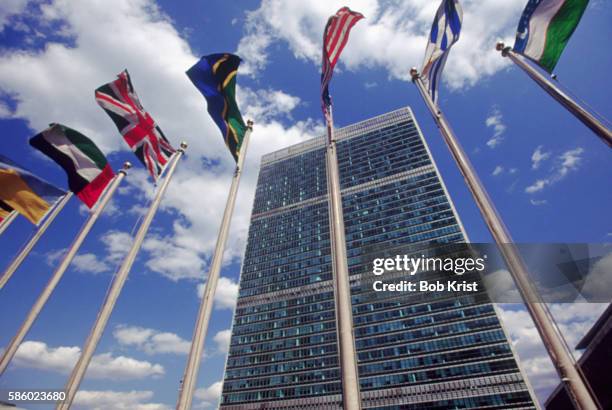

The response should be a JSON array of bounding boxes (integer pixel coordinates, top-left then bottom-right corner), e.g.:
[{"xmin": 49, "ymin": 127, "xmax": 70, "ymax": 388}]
[
  {"xmin": 186, "ymin": 54, "xmax": 247, "ymax": 162},
  {"xmin": 0, "ymin": 154, "xmax": 66, "ymax": 225}
]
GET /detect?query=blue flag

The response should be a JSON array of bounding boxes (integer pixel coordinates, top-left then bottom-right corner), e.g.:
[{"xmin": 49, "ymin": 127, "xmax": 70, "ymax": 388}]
[
  {"xmin": 420, "ymin": 0, "xmax": 463, "ymax": 103},
  {"xmin": 186, "ymin": 54, "xmax": 247, "ymax": 162}
]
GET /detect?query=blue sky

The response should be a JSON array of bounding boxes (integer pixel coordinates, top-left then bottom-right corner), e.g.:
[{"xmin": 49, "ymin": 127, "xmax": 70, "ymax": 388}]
[{"xmin": 0, "ymin": 0, "xmax": 610, "ymax": 409}]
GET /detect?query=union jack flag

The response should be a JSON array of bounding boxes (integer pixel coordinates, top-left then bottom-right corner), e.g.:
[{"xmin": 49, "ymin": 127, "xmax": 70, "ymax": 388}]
[
  {"xmin": 95, "ymin": 70, "xmax": 175, "ymax": 181},
  {"xmin": 321, "ymin": 7, "xmax": 364, "ymax": 114}
]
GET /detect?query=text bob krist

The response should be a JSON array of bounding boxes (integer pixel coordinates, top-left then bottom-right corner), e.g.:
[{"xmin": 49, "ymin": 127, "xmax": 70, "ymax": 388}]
[{"xmin": 371, "ymin": 254, "xmax": 487, "ymax": 293}]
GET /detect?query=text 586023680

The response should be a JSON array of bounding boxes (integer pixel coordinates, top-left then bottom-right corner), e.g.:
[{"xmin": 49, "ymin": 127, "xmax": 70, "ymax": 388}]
[{"xmin": 2, "ymin": 390, "xmax": 66, "ymax": 403}]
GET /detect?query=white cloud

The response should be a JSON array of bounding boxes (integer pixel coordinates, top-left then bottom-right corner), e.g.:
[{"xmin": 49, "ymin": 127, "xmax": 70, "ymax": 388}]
[
  {"xmin": 238, "ymin": 88, "xmax": 301, "ymax": 122},
  {"xmin": 364, "ymin": 81, "xmax": 378, "ymax": 89},
  {"xmin": 213, "ymin": 329, "xmax": 232, "ymax": 354},
  {"xmin": 0, "ymin": 0, "xmax": 27, "ymax": 31},
  {"xmin": 12, "ymin": 340, "xmax": 164, "ymax": 379},
  {"xmin": 529, "ymin": 199, "xmax": 548, "ymax": 206},
  {"xmin": 497, "ymin": 303, "xmax": 608, "ymax": 398},
  {"xmin": 194, "ymin": 381, "xmax": 223, "ymax": 409},
  {"xmin": 531, "ymin": 145, "xmax": 550, "ymax": 170},
  {"xmin": 525, "ymin": 179, "xmax": 548, "ymax": 194},
  {"xmin": 73, "ymin": 390, "xmax": 171, "ymax": 410},
  {"xmin": 100, "ymin": 230, "xmax": 134, "ymax": 265},
  {"xmin": 492, "ymin": 165, "xmax": 504, "ymax": 176},
  {"xmin": 581, "ymin": 252, "xmax": 612, "ymax": 301},
  {"xmin": 142, "ymin": 235, "xmax": 205, "ymax": 281},
  {"xmin": 525, "ymin": 147, "xmax": 584, "ymax": 194},
  {"xmin": 197, "ymin": 276, "xmax": 239, "ymax": 310},
  {"xmin": 485, "ymin": 108, "xmax": 506, "ymax": 148},
  {"xmin": 237, "ymin": 0, "xmax": 526, "ymax": 90},
  {"xmin": 113, "ymin": 325, "xmax": 191, "ymax": 355},
  {"xmin": 71, "ymin": 253, "xmax": 110, "ymax": 274},
  {"xmin": 0, "ymin": 0, "xmax": 326, "ymax": 291}
]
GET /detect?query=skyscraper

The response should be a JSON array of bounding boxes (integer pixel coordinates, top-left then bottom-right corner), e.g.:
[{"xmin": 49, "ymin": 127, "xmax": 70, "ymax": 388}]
[{"xmin": 220, "ymin": 107, "xmax": 537, "ymax": 409}]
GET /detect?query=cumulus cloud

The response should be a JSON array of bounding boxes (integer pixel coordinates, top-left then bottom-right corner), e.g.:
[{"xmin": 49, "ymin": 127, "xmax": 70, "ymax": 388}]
[
  {"xmin": 197, "ymin": 276, "xmax": 239, "ymax": 310},
  {"xmin": 0, "ymin": 0, "xmax": 327, "ymax": 294},
  {"xmin": 525, "ymin": 147, "xmax": 584, "ymax": 193},
  {"xmin": 100, "ymin": 230, "xmax": 134, "ymax": 265},
  {"xmin": 194, "ymin": 381, "xmax": 223, "ymax": 409},
  {"xmin": 492, "ymin": 165, "xmax": 504, "ymax": 176},
  {"xmin": 73, "ymin": 390, "xmax": 171, "ymax": 410},
  {"xmin": 485, "ymin": 108, "xmax": 506, "ymax": 148},
  {"xmin": 497, "ymin": 303, "xmax": 608, "ymax": 398},
  {"xmin": 12, "ymin": 340, "xmax": 164, "ymax": 379},
  {"xmin": 70, "ymin": 253, "xmax": 111, "ymax": 274},
  {"xmin": 213, "ymin": 329, "xmax": 232, "ymax": 354},
  {"xmin": 113, "ymin": 325, "xmax": 191, "ymax": 355},
  {"xmin": 237, "ymin": 0, "xmax": 526, "ymax": 89},
  {"xmin": 0, "ymin": 0, "xmax": 28, "ymax": 31},
  {"xmin": 581, "ymin": 252, "xmax": 612, "ymax": 301}
]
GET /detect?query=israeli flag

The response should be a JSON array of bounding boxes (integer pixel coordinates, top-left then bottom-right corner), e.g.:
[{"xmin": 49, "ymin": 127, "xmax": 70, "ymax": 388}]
[{"xmin": 420, "ymin": 0, "xmax": 463, "ymax": 104}]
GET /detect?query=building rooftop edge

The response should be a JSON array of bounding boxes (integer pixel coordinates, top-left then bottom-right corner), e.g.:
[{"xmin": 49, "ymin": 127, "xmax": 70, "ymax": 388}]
[{"xmin": 260, "ymin": 106, "xmax": 413, "ymax": 165}]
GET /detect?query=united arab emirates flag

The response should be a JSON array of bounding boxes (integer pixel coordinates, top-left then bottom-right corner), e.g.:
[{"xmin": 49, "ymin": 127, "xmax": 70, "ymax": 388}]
[
  {"xmin": 30, "ymin": 123, "xmax": 115, "ymax": 208},
  {"xmin": 513, "ymin": 0, "xmax": 588, "ymax": 73}
]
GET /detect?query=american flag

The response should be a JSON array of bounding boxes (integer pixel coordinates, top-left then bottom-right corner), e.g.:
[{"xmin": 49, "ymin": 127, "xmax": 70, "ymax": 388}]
[
  {"xmin": 321, "ymin": 7, "xmax": 364, "ymax": 114},
  {"xmin": 420, "ymin": 0, "xmax": 463, "ymax": 104},
  {"xmin": 95, "ymin": 70, "xmax": 175, "ymax": 181}
]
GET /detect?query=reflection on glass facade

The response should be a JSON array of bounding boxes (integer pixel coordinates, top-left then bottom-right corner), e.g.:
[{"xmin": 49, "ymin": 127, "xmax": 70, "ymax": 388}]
[{"xmin": 221, "ymin": 108, "xmax": 536, "ymax": 409}]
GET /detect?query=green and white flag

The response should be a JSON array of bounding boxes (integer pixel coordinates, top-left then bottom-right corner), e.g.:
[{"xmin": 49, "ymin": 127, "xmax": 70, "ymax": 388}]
[
  {"xmin": 29, "ymin": 123, "xmax": 115, "ymax": 209},
  {"xmin": 513, "ymin": 0, "xmax": 588, "ymax": 73}
]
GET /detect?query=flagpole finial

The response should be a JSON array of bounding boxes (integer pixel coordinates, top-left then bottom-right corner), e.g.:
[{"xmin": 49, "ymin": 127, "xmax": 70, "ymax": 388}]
[
  {"xmin": 247, "ymin": 120, "xmax": 254, "ymax": 129},
  {"xmin": 409, "ymin": 67, "xmax": 419, "ymax": 81},
  {"xmin": 495, "ymin": 41, "xmax": 511, "ymax": 57},
  {"xmin": 179, "ymin": 141, "xmax": 188, "ymax": 151},
  {"xmin": 122, "ymin": 161, "xmax": 132, "ymax": 170}
]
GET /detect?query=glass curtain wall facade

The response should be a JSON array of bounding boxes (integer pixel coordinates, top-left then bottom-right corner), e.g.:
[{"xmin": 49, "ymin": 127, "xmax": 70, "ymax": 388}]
[{"xmin": 220, "ymin": 107, "xmax": 537, "ymax": 409}]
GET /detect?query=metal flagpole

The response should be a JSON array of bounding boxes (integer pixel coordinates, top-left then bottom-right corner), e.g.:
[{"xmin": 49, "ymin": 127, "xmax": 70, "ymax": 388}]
[
  {"xmin": 496, "ymin": 42, "xmax": 612, "ymax": 148},
  {"xmin": 57, "ymin": 144, "xmax": 186, "ymax": 410},
  {"xmin": 410, "ymin": 68, "xmax": 599, "ymax": 410},
  {"xmin": 0, "ymin": 192, "xmax": 73, "ymax": 290},
  {"xmin": 0, "ymin": 162, "xmax": 131, "ymax": 377},
  {"xmin": 0, "ymin": 211, "xmax": 18, "ymax": 236},
  {"xmin": 325, "ymin": 105, "xmax": 362, "ymax": 410},
  {"xmin": 175, "ymin": 121, "xmax": 253, "ymax": 410}
]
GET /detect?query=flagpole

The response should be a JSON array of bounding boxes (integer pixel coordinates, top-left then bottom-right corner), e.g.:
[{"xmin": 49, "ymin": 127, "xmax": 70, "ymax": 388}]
[
  {"xmin": 325, "ymin": 105, "xmax": 362, "ymax": 410},
  {"xmin": 0, "ymin": 192, "xmax": 73, "ymax": 290},
  {"xmin": 57, "ymin": 145, "xmax": 186, "ymax": 410},
  {"xmin": 0, "ymin": 211, "xmax": 18, "ymax": 236},
  {"xmin": 0, "ymin": 162, "xmax": 131, "ymax": 377},
  {"xmin": 410, "ymin": 68, "xmax": 598, "ymax": 410},
  {"xmin": 496, "ymin": 42, "xmax": 612, "ymax": 148},
  {"xmin": 175, "ymin": 121, "xmax": 253, "ymax": 410}
]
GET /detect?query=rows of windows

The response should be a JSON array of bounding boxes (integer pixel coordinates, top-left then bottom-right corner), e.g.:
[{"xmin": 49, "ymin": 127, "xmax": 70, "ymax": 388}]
[
  {"xmin": 234, "ymin": 300, "xmax": 336, "ymax": 326},
  {"xmin": 225, "ymin": 355, "xmax": 339, "ymax": 380},
  {"xmin": 252, "ymin": 148, "xmax": 326, "ymax": 214},
  {"xmin": 226, "ymin": 343, "xmax": 337, "ymax": 368},
  {"xmin": 358, "ymin": 343, "xmax": 512, "ymax": 376},
  {"xmin": 369, "ymin": 391, "xmax": 536, "ymax": 410},
  {"xmin": 358, "ymin": 330, "xmax": 508, "ymax": 362},
  {"xmin": 354, "ymin": 305, "xmax": 494, "ymax": 337},
  {"xmin": 356, "ymin": 316, "xmax": 501, "ymax": 349},
  {"xmin": 360, "ymin": 359, "xmax": 519, "ymax": 390},
  {"xmin": 221, "ymin": 381, "xmax": 342, "ymax": 404},
  {"xmin": 235, "ymin": 291, "xmax": 335, "ymax": 317}
]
